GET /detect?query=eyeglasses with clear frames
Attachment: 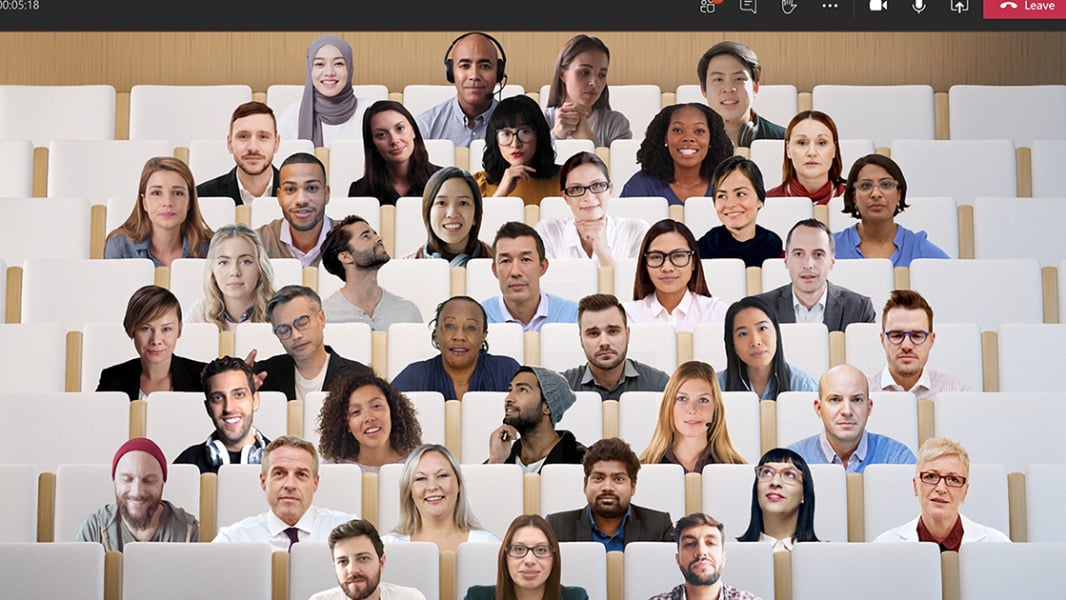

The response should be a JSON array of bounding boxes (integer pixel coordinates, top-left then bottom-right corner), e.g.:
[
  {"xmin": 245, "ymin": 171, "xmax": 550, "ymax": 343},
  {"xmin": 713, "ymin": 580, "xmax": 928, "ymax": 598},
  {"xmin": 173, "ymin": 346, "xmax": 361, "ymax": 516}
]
[
  {"xmin": 506, "ymin": 544, "xmax": 554, "ymax": 559},
  {"xmin": 884, "ymin": 330, "xmax": 930, "ymax": 345},
  {"xmin": 918, "ymin": 471, "xmax": 967, "ymax": 488},
  {"xmin": 755, "ymin": 465, "xmax": 803, "ymax": 484},
  {"xmin": 563, "ymin": 181, "xmax": 610, "ymax": 198},
  {"xmin": 496, "ymin": 127, "xmax": 536, "ymax": 146},
  {"xmin": 644, "ymin": 250, "xmax": 694, "ymax": 268},
  {"xmin": 273, "ymin": 314, "xmax": 313, "ymax": 340},
  {"xmin": 853, "ymin": 179, "xmax": 900, "ymax": 193}
]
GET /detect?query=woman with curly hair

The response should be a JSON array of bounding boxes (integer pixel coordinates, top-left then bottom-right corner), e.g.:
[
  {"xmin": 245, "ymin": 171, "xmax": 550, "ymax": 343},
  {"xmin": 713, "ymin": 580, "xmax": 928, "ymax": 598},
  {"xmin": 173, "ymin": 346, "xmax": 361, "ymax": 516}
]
[
  {"xmin": 619, "ymin": 103, "xmax": 733, "ymax": 206},
  {"xmin": 316, "ymin": 369, "xmax": 422, "ymax": 473}
]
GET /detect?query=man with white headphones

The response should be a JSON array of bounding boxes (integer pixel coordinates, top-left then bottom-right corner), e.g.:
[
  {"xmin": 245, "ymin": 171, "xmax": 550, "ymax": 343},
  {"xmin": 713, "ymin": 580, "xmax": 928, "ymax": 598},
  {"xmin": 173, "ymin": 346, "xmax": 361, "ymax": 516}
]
[
  {"xmin": 174, "ymin": 355, "xmax": 272, "ymax": 474},
  {"xmin": 416, "ymin": 31, "xmax": 508, "ymax": 148}
]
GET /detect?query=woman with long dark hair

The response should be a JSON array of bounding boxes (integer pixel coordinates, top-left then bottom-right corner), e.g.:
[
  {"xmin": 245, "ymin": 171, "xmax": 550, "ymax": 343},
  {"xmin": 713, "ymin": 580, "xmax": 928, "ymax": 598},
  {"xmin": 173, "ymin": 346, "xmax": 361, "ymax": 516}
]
[
  {"xmin": 719, "ymin": 295, "xmax": 817, "ymax": 400},
  {"xmin": 738, "ymin": 447, "xmax": 820, "ymax": 552}
]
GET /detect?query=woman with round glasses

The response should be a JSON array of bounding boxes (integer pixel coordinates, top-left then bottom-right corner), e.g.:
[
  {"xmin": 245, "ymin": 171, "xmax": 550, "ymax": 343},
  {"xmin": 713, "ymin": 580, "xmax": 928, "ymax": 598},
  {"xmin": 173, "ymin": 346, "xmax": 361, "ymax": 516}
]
[
  {"xmin": 534, "ymin": 151, "xmax": 649, "ymax": 267},
  {"xmin": 639, "ymin": 360, "xmax": 747, "ymax": 473},
  {"xmin": 463, "ymin": 513, "xmax": 589, "ymax": 600},
  {"xmin": 695, "ymin": 155, "xmax": 784, "ymax": 268},
  {"xmin": 737, "ymin": 447, "xmax": 820, "ymax": 552},
  {"xmin": 718, "ymin": 295, "xmax": 817, "ymax": 400},
  {"xmin": 622, "ymin": 219, "xmax": 729, "ymax": 333},
  {"xmin": 874, "ymin": 437, "xmax": 1010, "ymax": 548},
  {"xmin": 766, "ymin": 111, "xmax": 847, "ymax": 205},
  {"xmin": 834, "ymin": 153, "xmax": 949, "ymax": 268},
  {"xmin": 475, "ymin": 95, "xmax": 561, "ymax": 206}
]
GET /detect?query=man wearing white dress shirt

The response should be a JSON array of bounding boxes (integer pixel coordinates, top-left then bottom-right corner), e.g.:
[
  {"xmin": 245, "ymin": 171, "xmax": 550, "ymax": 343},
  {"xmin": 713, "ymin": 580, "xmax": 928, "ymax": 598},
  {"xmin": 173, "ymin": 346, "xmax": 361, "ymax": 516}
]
[{"xmin": 212, "ymin": 435, "xmax": 356, "ymax": 551}]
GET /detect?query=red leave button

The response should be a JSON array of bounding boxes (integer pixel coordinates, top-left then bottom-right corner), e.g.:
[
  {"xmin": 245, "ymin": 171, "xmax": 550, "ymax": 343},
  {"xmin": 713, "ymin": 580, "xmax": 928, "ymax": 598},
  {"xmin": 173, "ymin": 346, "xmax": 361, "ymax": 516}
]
[{"xmin": 985, "ymin": 0, "xmax": 1066, "ymax": 18}]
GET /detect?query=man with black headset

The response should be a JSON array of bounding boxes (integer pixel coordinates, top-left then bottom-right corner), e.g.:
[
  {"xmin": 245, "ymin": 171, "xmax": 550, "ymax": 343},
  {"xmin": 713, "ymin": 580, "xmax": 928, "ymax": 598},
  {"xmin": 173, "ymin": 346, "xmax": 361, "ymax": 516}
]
[{"xmin": 416, "ymin": 31, "xmax": 507, "ymax": 147}]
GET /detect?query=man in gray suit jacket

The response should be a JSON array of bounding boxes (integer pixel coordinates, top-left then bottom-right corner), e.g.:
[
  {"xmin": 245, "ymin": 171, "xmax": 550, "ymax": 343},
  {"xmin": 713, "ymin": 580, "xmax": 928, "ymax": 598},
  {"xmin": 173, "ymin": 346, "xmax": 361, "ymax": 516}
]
[
  {"xmin": 546, "ymin": 437, "xmax": 674, "ymax": 551},
  {"xmin": 757, "ymin": 218, "xmax": 875, "ymax": 332}
]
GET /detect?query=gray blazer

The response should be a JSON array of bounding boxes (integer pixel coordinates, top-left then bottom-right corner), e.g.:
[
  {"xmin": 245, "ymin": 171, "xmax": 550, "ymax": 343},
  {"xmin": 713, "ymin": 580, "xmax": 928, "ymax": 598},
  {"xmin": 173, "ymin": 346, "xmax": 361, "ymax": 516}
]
[{"xmin": 756, "ymin": 280, "xmax": 876, "ymax": 333}]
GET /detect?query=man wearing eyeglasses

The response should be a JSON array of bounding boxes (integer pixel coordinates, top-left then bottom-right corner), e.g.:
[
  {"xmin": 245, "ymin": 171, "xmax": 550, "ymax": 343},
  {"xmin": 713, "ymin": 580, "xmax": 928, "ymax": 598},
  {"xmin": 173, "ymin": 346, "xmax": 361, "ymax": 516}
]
[
  {"xmin": 253, "ymin": 285, "xmax": 371, "ymax": 401},
  {"xmin": 787, "ymin": 363, "xmax": 914, "ymax": 473},
  {"xmin": 873, "ymin": 437, "xmax": 1010, "ymax": 549},
  {"xmin": 868, "ymin": 289, "xmax": 970, "ymax": 401}
]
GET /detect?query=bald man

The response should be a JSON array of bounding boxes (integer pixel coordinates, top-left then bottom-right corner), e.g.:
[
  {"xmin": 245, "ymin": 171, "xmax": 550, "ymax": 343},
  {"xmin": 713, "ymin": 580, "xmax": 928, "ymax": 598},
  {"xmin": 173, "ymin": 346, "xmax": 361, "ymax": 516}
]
[{"xmin": 787, "ymin": 364, "xmax": 915, "ymax": 473}]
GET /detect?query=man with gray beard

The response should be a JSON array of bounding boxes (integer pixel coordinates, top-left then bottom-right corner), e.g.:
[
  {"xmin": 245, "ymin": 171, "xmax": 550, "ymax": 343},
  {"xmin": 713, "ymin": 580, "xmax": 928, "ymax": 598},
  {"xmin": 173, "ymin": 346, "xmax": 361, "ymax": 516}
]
[
  {"xmin": 77, "ymin": 438, "xmax": 199, "ymax": 551},
  {"xmin": 546, "ymin": 437, "xmax": 674, "ymax": 550},
  {"xmin": 320, "ymin": 214, "xmax": 422, "ymax": 330}
]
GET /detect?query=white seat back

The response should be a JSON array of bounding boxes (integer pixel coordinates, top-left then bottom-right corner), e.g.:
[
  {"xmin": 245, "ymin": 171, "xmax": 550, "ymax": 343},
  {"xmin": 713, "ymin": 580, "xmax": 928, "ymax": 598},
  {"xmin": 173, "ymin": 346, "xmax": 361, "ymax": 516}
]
[
  {"xmin": 0, "ymin": 84, "xmax": 116, "ymax": 146},
  {"xmin": 128, "ymin": 85, "xmax": 253, "ymax": 147},
  {"xmin": 828, "ymin": 195, "xmax": 960, "ymax": 258},
  {"xmin": 623, "ymin": 541, "xmax": 776, "ymax": 600},
  {"xmin": 890, "ymin": 140, "xmax": 1016, "ymax": 206},
  {"xmin": 811, "ymin": 85, "xmax": 936, "ymax": 147},
  {"xmin": 908, "ymin": 258, "xmax": 1042, "ymax": 331},
  {"xmin": 0, "ymin": 542, "xmax": 105, "ymax": 599},
  {"xmin": 0, "ymin": 140, "xmax": 34, "ymax": 197},
  {"xmin": 973, "ymin": 197, "xmax": 1066, "ymax": 266},
  {"xmin": 843, "ymin": 321, "xmax": 984, "ymax": 392},
  {"xmin": 948, "ymin": 84, "xmax": 1066, "ymax": 147},
  {"xmin": 0, "ymin": 465, "xmax": 38, "ymax": 542},
  {"xmin": 0, "ymin": 323, "xmax": 67, "ymax": 393},
  {"xmin": 48, "ymin": 139, "xmax": 173, "ymax": 204},
  {"xmin": 791, "ymin": 542, "xmax": 941, "ymax": 600},
  {"xmin": 1030, "ymin": 140, "xmax": 1066, "ymax": 198},
  {"xmin": 123, "ymin": 542, "xmax": 272, "ymax": 600},
  {"xmin": 1025, "ymin": 464, "xmax": 1066, "ymax": 542}
]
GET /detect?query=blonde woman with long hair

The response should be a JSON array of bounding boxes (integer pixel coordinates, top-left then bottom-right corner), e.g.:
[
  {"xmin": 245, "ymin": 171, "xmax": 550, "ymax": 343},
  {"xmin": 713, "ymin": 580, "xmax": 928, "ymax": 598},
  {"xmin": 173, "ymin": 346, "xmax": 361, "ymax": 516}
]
[
  {"xmin": 639, "ymin": 360, "xmax": 746, "ymax": 473},
  {"xmin": 186, "ymin": 224, "xmax": 276, "ymax": 332}
]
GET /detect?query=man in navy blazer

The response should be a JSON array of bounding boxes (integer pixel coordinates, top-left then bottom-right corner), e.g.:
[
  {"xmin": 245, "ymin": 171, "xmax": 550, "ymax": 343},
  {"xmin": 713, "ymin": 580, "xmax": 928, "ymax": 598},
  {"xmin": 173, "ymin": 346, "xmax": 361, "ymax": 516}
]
[
  {"xmin": 546, "ymin": 437, "xmax": 674, "ymax": 550},
  {"xmin": 756, "ymin": 218, "xmax": 875, "ymax": 332},
  {"xmin": 195, "ymin": 101, "xmax": 281, "ymax": 206}
]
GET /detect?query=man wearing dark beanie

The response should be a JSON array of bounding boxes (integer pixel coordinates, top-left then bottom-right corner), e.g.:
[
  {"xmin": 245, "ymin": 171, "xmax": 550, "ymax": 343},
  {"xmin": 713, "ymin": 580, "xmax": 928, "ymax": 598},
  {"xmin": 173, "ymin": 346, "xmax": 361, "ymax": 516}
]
[
  {"xmin": 76, "ymin": 437, "xmax": 199, "ymax": 550},
  {"xmin": 487, "ymin": 365, "xmax": 587, "ymax": 473}
]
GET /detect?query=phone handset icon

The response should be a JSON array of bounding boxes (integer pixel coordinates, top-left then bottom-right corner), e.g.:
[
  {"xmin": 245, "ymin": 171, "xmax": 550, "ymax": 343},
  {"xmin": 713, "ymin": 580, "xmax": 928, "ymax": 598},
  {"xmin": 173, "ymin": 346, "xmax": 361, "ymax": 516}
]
[{"xmin": 999, "ymin": 1, "xmax": 1018, "ymax": 8}]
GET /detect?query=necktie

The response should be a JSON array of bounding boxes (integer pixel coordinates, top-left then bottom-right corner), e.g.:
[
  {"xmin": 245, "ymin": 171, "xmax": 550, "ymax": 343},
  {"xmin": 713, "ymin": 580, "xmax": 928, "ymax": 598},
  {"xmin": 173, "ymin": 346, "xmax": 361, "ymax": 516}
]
[{"xmin": 284, "ymin": 526, "xmax": 300, "ymax": 552}]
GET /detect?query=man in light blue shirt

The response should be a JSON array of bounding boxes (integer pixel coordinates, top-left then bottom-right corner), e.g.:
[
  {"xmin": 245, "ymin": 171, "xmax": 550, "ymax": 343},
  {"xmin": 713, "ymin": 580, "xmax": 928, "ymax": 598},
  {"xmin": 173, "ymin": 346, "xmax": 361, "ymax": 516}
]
[
  {"xmin": 482, "ymin": 221, "xmax": 578, "ymax": 332},
  {"xmin": 415, "ymin": 32, "xmax": 505, "ymax": 148},
  {"xmin": 788, "ymin": 363, "xmax": 915, "ymax": 473}
]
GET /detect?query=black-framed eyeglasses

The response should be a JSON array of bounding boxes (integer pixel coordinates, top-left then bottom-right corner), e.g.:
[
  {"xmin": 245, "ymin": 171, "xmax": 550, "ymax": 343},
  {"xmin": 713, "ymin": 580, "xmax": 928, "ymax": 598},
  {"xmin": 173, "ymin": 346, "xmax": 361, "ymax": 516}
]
[
  {"xmin": 273, "ymin": 314, "xmax": 313, "ymax": 340},
  {"xmin": 884, "ymin": 330, "xmax": 930, "ymax": 345},
  {"xmin": 755, "ymin": 465, "xmax": 803, "ymax": 485},
  {"xmin": 563, "ymin": 181, "xmax": 610, "ymax": 198},
  {"xmin": 853, "ymin": 179, "xmax": 900, "ymax": 193},
  {"xmin": 506, "ymin": 544, "xmax": 554, "ymax": 559},
  {"xmin": 496, "ymin": 127, "xmax": 535, "ymax": 146},
  {"xmin": 918, "ymin": 471, "xmax": 967, "ymax": 488},
  {"xmin": 644, "ymin": 250, "xmax": 694, "ymax": 268}
]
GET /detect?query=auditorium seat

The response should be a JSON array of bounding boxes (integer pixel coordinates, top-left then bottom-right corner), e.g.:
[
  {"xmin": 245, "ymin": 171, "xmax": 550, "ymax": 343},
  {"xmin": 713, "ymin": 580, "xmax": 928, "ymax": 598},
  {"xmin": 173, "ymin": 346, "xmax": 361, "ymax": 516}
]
[
  {"xmin": 392, "ymin": 195, "xmax": 429, "ymax": 257},
  {"xmin": 775, "ymin": 390, "xmax": 918, "ymax": 455},
  {"xmin": 684, "ymin": 196, "xmax": 814, "ymax": 245},
  {"xmin": 959, "ymin": 542, "xmax": 1066, "ymax": 600},
  {"xmin": 601, "ymin": 84, "xmax": 662, "ymax": 139},
  {"xmin": 79, "ymin": 322, "xmax": 220, "ymax": 394},
  {"xmin": 948, "ymin": 84, "xmax": 1066, "ymax": 147},
  {"xmin": 827, "ymin": 195, "xmax": 960, "ymax": 258},
  {"xmin": 454, "ymin": 541, "xmax": 503, "ymax": 599},
  {"xmin": 21, "ymin": 258, "xmax": 156, "ymax": 332},
  {"xmin": 325, "ymin": 139, "xmax": 367, "ymax": 193},
  {"xmin": 167, "ymin": 256, "xmax": 303, "ymax": 317},
  {"xmin": 0, "ymin": 542, "xmax": 104, "ymax": 599},
  {"xmin": 623, "ymin": 541, "xmax": 776, "ymax": 600},
  {"xmin": 186, "ymin": 137, "xmax": 315, "ymax": 185},
  {"xmin": 748, "ymin": 138, "xmax": 876, "ymax": 190},
  {"xmin": 0, "ymin": 323, "xmax": 66, "ymax": 393},
  {"xmin": 908, "ymin": 258, "xmax": 1042, "ymax": 331},
  {"xmin": 539, "ymin": 462, "xmax": 686, "ymax": 527},
  {"xmin": 559, "ymin": 542, "xmax": 608, "ymax": 600},
  {"xmin": 265, "ymin": 83, "xmax": 391, "ymax": 118},
  {"xmin": 843, "ymin": 322, "xmax": 984, "ymax": 392},
  {"xmin": 290, "ymin": 540, "xmax": 442, "ymax": 600},
  {"xmin": 302, "ymin": 390, "xmax": 447, "ymax": 448},
  {"xmin": 0, "ymin": 465, "xmax": 38, "ymax": 542},
  {"xmin": 889, "ymin": 139, "xmax": 1017, "ymax": 206},
  {"xmin": 536, "ymin": 323, "xmax": 585, "ymax": 373},
  {"xmin": 973, "ymin": 196, "xmax": 1066, "ymax": 266},
  {"xmin": 477, "ymin": 196, "xmax": 525, "ymax": 246},
  {"xmin": 1024, "ymin": 464, "xmax": 1066, "ymax": 542},
  {"xmin": 1030, "ymin": 140, "xmax": 1066, "ymax": 198},
  {"xmin": 0, "ymin": 84, "xmax": 116, "ymax": 147},
  {"xmin": 811, "ymin": 84, "xmax": 936, "ymax": 147},
  {"xmin": 675, "ymin": 83, "xmax": 799, "ymax": 129},
  {"xmin": 996, "ymin": 323, "xmax": 1066, "ymax": 393},
  {"xmin": 761, "ymin": 257, "xmax": 894, "ymax": 315},
  {"xmin": 128, "ymin": 84, "xmax": 253, "ymax": 148},
  {"xmin": 608, "ymin": 139, "xmax": 642, "ymax": 187},
  {"xmin": 122, "ymin": 542, "xmax": 272, "ymax": 600},
  {"xmin": 0, "ymin": 139, "xmax": 33, "ymax": 198},
  {"xmin": 791, "ymin": 542, "xmax": 941, "ymax": 600},
  {"xmin": 47, "ymin": 139, "xmax": 173, "ymax": 204},
  {"xmin": 455, "ymin": 465, "xmax": 524, "ymax": 538}
]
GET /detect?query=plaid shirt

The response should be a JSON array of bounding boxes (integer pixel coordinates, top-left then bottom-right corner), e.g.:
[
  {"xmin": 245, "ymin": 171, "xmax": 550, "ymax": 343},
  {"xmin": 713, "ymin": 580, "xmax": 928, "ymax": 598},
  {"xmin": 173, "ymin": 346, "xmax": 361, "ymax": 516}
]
[{"xmin": 648, "ymin": 583, "xmax": 762, "ymax": 600}]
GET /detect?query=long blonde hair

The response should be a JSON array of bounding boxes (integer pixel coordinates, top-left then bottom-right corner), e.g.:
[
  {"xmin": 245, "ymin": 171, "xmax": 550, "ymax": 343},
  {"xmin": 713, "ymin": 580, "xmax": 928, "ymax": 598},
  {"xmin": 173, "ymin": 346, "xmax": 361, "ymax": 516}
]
[
  {"xmin": 393, "ymin": 444, "xmax": 483, "ymax": 536},
  {"xmin": 201, "ymin": 224, "xmax": 276, "ymax": 329},
  {"xmin": 639, "ymin": 360, "xmax": 746, "ymax": 465}
]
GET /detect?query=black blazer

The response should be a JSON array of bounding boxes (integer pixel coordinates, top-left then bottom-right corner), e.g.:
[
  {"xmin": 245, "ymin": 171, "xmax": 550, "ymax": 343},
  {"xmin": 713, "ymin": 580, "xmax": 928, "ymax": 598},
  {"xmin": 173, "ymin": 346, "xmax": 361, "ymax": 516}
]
[
  {"xmin": 755, "ymin": 280, "xmax": 876, "ymax": 333},
  {"xmin": 196, "ymin": 166, "xmax": 281, "ymax": 206},
  {"xmin": 254, "ymin": 345, "xmax": 370, "ymax": 401},
  {"xmin": 96, "ymin": 355, "xmax": 208, "ymax": 401},
  {"xmin": 546, "ymin": 504, "xmax": 675, "ymax": 546}
]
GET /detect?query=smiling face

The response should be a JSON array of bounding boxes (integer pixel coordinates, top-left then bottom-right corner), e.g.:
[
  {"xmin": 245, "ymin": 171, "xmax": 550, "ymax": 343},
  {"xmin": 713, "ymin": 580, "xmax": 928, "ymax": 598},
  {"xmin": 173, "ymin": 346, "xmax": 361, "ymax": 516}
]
[
  {"xmin": 433, "ymin": 299, "xmax": 487, "ymax": 372},
  {"xmin": 563, "ymin": 162, "xmax": 612, "ymax": 221},
  {"xmin": 913, "ymin": 453, "xmax": 969, "ymax": 524},
  {"xmin": 429, "ymin": 177, "xmax": 476, "ymax": 254},
  {"xmin": 731, "ymin": 307, "xmax": 777, "ymax": 370},
  {"xmin": 310, "ymin": 43, "xmax": 349, "ymax": 98},
  {"xmin": 205, "ymin": 369, "xmax": 260, "ymax": 452},
  {"xmin": 507, "ymin": 526, "xmax": 554, "ymax": 593},
  {"xmin": 261, "ymin": 445, "xmax": 319, "ymax": 526},
  {"xmin": 756, "ymin": 460, "xmax": 804, "ymax": 520},
  {"xmin": 114, "ymin": 450, "xmax": 165, "ymax": 530},
  {"xmin": 645, "ymin": 231, "xmax": 695, "ymax": 297},
  {"xmin": 786, "ymin": 118, "xmax": 836, "ymax": 186},
  {"xmin": 714, "ymin": 169, "xmax": 762, "ymax": 237},
  {"xmin": 411, "ymin": 450, "xmax": 459, "ymax": 524},
  {"xmin": 579, "ymin": 306, "xmax": 629, "ymax": 372},
  {"xmin": 346, "ymin": 384, "xmax": 393, "ymax": 454},
  {"xmin": 228, "ymin": 113, "xmax": 279, "ymax": 178},
  {"xmin": 676, "ymin": 523, "xmax": 726, "ymax": 587},
  {"xmin": 451, "ymin": 34, "xmax": 499, "ymax": 113},
  {"xmin": 701, "ymin": 53, "xmax": 757, "ymax": 127},
  {"xmin": 562, "ymin": 49, "xmax": 609, "ymax": 111},
  {"xmin": 853, "ymin": 163, "xmax": 900, "ymax": 223},
  {"xmin": 673, "ymin": 377, "xmax": 717, "ymax": 441},
  {"xmin": 141, "ymin": 169, "xmax": 190, "ymax": 233},
  {"xmin": 331, "ymin": 535, "xmax": 383, "ymax": 600},
  {"xmin": 211, "ymin": 236, "xmax": 260, "ymax": 303},
  {"xmin": 278, "ymin": 162, "xmax": 329, "ymax": 233},
  {"xmin": 133, "ymin": 307, "xmax": 181, "ymax": 368},
  {"xmin": 784, "ymin": 224, "xmax": 834, "ymax": 297},
  {"xmin": 815, "ymin": 365, "xmax": 872, "ymax": 453},
  {"xmin": 370, "ymin": 109, "xmax": 415, "ymax": 166},
  {"xmin": 665, "ymin": 106, "xmax": 711, "ymax": 171}
]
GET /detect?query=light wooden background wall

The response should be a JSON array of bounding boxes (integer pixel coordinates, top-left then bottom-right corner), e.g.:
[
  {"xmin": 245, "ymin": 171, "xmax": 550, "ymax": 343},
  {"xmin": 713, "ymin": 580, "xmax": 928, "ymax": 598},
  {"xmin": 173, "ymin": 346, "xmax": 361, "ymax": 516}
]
[{"xmin": 2, "ymin": 31, "xmax": 1064, "ymax": 92}]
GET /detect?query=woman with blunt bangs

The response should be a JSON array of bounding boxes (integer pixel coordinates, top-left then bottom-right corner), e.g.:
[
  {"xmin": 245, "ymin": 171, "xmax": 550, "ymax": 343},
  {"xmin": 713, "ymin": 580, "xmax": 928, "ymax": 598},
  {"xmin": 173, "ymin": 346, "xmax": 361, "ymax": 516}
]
[
  {"xmin": 544, "ymin": 34, "xmax": 632, "ymax": 147},
  {"xmin": 403, "ymin": 167, "xmax": 492, "ymax": 266},
  {"xmin": 639, "ymin": 360, "xmax": 746, "ymax": 473},
  {"xmin": 766, "ymin": 110, "xmax": 846, "ymax": 205},
  {"xmin": 382, "ymin": 444, "xmax": 499, "ymax": 552},
  {"xmin": 105, "ymin": 156, "xmax": 214, "ymax": 267},
  {"xmin": 348, "ymin": 99, "xmax": 441, "ymax": 206},
  {"xmin": 186, "ymin": 224, "xmax": 276, "ymax": 332},
  {"xmin": 719, "ymin": 295, "xmax": 817, "ymax": 400},
  {"xmin": 464, "ymin": 513, "xmax": 588, "ymax": 600},
  {"xmin": 316, "ymin": 369, "xmax": 422, "ymax": 473},
  {"xmin": 738, "ymin": 447, "xmax": 820, "ymax": 552},
  {"xmin": 475, "ymin": 95, "xmax": 561, "ymax": 206},
  {"xmin": 620, "ymin": 103, "xmax": 733, "ymax": 206}
]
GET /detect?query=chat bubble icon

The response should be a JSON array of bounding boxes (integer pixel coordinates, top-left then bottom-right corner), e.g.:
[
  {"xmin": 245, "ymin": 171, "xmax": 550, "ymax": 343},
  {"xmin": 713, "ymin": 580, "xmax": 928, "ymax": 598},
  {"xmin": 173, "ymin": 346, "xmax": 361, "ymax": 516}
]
[{"xmin": 740, "ymin": 0, "xmax": 758, "ymax": 13}]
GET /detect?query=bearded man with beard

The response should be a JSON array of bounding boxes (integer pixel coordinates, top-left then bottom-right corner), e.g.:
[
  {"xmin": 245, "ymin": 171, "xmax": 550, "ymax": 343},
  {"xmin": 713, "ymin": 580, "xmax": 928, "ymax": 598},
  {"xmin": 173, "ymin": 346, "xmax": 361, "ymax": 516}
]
[
  {"xmin": 650, "ymin": 513, "xmax": 761, "ymax": 600},
  {"xmin": 546, "ymin": 437, "xmax": 674, "ymax": 550},
  {"xmin": 309, "ymin": 519, "xmax": 426, "ymax": 600},
  {"xmin": 77, "ymin": 437, "xmax": 199, "ymax": 550},
  {"xmin": 320, "ymin": 215, "xmax": 422, "ymax": 329}
]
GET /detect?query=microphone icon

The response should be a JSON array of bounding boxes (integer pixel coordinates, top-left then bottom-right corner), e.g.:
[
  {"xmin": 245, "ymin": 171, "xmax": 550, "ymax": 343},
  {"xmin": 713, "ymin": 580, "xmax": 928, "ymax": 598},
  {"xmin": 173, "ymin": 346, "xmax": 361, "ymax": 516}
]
[{"xmin": 912, "ymin": 0, "xmax": 925, "ymax": 12}]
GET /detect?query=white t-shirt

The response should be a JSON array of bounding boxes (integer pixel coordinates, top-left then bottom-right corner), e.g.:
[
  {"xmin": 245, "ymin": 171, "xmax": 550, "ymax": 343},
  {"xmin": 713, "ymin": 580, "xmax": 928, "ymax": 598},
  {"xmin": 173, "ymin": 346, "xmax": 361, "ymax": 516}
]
[
  {"xmin": 308, "ymin": 581, "xmax": 427, "ymax": 600},
  {"xmin": 295, "ymin": 354, "xmax": 330, "ymax": 403}
]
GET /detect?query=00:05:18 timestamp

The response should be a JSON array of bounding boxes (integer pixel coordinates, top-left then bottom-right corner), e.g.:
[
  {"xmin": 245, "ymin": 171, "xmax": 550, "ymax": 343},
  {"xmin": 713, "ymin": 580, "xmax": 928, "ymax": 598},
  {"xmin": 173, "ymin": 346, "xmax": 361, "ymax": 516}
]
[{"xmin": 0, "ymin": 0, "xmax": 41, "ymax": 9}]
